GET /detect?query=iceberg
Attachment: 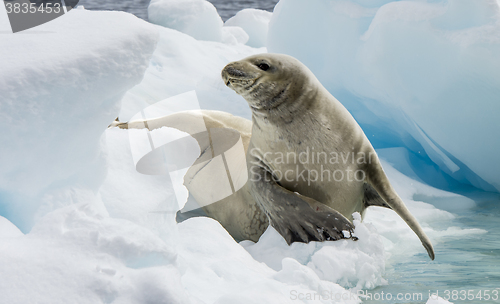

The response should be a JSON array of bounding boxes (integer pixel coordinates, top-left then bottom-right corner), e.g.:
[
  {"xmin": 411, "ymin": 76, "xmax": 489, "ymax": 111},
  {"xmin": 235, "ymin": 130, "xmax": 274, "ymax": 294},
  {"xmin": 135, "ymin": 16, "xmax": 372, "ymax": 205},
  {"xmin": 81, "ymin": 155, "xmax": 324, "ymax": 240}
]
[
  {"xmin": 268, "ymin": 0, "xmax": 500, "ymax": 193},
  {"xmin": 0, "ymin": 216, "xmax": 23, "ymax": 238},
  {"xmin": 0, "ymin": 7, "xmax": 158, "ymax": 231},
  {"xmin": 148, "ymin": 0, "xmax": 223, "ymax": 42},
  {"xmin": 116, "ymin": 24, "xmax": 261, "ymax": 122},
  {"xmin": 225, "ymin": 8, "xmax": 273, "ymax": 48}
]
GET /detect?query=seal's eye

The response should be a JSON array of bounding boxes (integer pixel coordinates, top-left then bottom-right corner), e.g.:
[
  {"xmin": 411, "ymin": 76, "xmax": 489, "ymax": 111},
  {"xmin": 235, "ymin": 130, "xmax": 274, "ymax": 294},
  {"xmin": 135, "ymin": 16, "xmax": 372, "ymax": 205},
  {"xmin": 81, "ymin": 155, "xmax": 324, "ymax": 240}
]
[{"xmin": 257, "ymin": 63, "xmax": 270, "ymax": 71}]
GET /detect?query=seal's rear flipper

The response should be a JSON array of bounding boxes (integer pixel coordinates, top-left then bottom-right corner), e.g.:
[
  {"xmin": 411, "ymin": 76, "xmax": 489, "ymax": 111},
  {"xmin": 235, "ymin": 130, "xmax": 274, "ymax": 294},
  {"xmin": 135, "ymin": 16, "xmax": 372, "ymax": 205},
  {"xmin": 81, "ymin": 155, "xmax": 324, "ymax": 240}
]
[
  {"xmin": 366, "ymin": 161, "xmax": 435, "ymax": 260},
  {"xmin": 363, "ymin": 183, "xmax": 392, "ymax": 209},
  {"xmin": 249, "ymin": 163, "xmax": 357, "ymax": 245}
]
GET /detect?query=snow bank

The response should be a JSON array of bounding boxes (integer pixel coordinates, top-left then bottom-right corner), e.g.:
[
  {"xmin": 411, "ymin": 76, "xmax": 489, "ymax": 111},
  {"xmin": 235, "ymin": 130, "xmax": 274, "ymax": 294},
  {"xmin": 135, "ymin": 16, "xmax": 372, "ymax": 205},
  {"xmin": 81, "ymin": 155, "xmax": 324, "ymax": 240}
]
[
  {"xmin": 242, "ymin": 213, "xmax": 387, "ymax": 290},
  {"xmin": 0, "ymin": 203, "xmax": 193, "ymax": 304},
  {"xmin": 175, "ymin": 217, "xmax": 361, "ymax": 304},
  {"xmin": 148, "ymin": 0, "xmax": 223, "ymax": 42},
  {"xmin": 268, "ymin": 0, "xmax": 500, "ymax": 193},
  {"xmin": 147, "ymin": 2, "xmax": 269, "ymax": 45},
  {"xmin": 0, "ymin": 216, "xmax": 23, "ymax": 238},
  {"xmin": 221, "ymin": 26, "xmax": 250, "ymax": 45},
  {"xmin": 225, "ymin": 9, "xmax": 273, "ymax": 48},
  {"xmin": 0, "ymin": 7, "xmax": 158, "ymax": 231}
]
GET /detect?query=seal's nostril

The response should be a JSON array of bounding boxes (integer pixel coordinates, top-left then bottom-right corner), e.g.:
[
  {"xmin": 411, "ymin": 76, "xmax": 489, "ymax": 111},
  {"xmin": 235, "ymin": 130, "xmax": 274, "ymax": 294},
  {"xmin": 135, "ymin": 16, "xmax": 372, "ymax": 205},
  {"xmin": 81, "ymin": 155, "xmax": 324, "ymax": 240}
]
[
  {"xmin": 225, "ymin": 66, "xmax": 246, "ymax": 77},
  {"xmin": 226, "ymin": 80, "xmax": 231, "ymax": 86}
]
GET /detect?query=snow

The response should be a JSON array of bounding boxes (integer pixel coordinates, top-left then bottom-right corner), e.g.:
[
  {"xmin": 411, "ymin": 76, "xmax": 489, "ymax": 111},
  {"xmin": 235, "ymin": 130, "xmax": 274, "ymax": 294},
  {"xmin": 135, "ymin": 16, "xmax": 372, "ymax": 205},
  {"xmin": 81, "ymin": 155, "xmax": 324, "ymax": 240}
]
[
  {"xmin": 225, "ymin": 9, "xmax": 273, "ymax": 48},
  {"xmin": 0, "ymin": 6, "xmax": 158, "ymax": 232},
  {"xmin": 148, "ymin": 0, "xmax": 223, "ymax": 42},
  {"xmin": 241, "ymin": 213, "xmax": 387, "ymax": 290},
  {"xmin": 0, "ymin": 216, "xmax": 23, "ymax": 238},
  {"xmin": 0, "ymin": 203, "xmax": 191, "ymax": 304},
  {"xmin": 117, "ymin": 24, "xmax": 260, "ymax": 123},
  {"xmin": 268, "ymin": 0, "xmax": 500, "ymax": 193},
  {"xmin": 221, "ymin": 26, "xmax": 250, "ymax": 45},
  {"xmin": 0, "ymin": 1, "xmax": 498, "ymax": 303}
]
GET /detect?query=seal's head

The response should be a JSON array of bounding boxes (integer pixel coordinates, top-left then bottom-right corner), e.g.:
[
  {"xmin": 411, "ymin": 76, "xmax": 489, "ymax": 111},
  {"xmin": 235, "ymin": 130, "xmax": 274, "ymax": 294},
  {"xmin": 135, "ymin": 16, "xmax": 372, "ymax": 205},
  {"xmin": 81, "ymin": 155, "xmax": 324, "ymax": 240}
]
[{"xmin": 222, "ymin": 53, "xmax": 318, "ymax": 113}]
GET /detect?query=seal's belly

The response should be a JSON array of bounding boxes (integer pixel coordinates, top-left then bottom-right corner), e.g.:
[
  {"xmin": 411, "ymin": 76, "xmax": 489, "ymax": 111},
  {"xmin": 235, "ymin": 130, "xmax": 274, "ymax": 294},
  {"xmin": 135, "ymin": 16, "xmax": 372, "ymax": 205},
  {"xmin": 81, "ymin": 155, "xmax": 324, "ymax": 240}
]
[{"xmin": 256, "ymin": 137, "xmax": 366, "ymax": 220}]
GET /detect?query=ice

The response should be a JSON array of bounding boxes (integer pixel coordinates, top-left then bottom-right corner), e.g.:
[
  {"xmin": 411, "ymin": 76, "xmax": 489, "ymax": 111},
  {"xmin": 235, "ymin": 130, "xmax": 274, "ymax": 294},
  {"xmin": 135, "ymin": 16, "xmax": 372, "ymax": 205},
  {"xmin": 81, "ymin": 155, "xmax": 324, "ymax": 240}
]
[
  {"xmin": 0, "ymin": 7, "xmax": 158, "ymax": 231},
  {"xmin": 117, "ymin": 25, "xmax": 260, "ymax": 123},
  {"xmin": 268, "ymin": 0, "xmax": 500, "ymax": 192},
  {"xmin": 99, "ymin": 128, "xmax": 178, "ymax": 232},
  {"xmin": 221, "ymin": 26, "xmax": 250, "ymax": 45},
  {"xmin": 241, "ymin": 213, "xmax": 387, "ymax": 290},
  {"xmin": 176, "ymin": 217, "xmax": 361, "ymax": 303},
  {"xmin": 1, "ymin": 1, "xmax": 498, "ymax": 303},
  {"xmin": 148, "ymin": 0, "xmax": 224, "ymax": 42},
  {"xmin": 0, "ymin": 203, "xmax": 192, "ymax": 304},
  {"xmin": 426, "ymin": 296, "xmax": 454, "ymax": 304},
  {"xmin": 0, "ymin": 216, "xmax": 23, "ymax": 238},
  {"xmin": 225, "ymin": 9, "xmax": 273, "ymax": 48}
]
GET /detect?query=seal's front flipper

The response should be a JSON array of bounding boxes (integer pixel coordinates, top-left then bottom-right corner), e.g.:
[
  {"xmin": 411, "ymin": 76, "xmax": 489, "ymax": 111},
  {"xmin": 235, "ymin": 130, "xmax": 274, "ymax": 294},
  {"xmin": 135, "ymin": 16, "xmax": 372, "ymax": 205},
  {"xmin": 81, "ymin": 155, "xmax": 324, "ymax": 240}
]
[
  {"xmin": 363, "ymin": 183, "xmax": 391, "ymax": 209},
  {"xmin": 249, "ymin": 164, "xmax": 356, "ymax": 245}
]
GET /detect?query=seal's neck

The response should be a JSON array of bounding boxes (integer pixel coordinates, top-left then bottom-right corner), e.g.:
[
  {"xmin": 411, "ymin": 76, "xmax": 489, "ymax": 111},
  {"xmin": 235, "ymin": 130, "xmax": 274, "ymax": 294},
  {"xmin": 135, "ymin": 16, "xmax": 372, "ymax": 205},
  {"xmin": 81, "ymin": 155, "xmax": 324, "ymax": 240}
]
[{"xmin": 250, "ymin": 79, "xmax": 319, "ymax": 126}]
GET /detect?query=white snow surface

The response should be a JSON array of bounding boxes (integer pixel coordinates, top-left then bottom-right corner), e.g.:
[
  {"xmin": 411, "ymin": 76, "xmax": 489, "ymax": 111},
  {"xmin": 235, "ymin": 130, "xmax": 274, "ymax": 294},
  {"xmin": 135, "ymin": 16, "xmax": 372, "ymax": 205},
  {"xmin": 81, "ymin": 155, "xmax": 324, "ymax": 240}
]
[
  {"xmin": 0, "ymin": 2, "xmax": 495, "ymax": 304},
  {"xmin": 0, "ymin": 6, "xmax": 158, "ymax": 231},
  {"xmin": 241, "ymin": 212, "xmax": 388, "ymax": 290},
  {"xmin": 148, "ymin": 0, "xmax": 223, "ymax": 42},
  {"xmin": 225, "ymin": 9, "xmax": 273, "ymax": 48},
  {"xmin": 0, "ymin": 216, "xmax": 23, "ymax": 238},
  {"xmin": 268, "ymin": 0, "xmax": 500, "ymax": 193}
]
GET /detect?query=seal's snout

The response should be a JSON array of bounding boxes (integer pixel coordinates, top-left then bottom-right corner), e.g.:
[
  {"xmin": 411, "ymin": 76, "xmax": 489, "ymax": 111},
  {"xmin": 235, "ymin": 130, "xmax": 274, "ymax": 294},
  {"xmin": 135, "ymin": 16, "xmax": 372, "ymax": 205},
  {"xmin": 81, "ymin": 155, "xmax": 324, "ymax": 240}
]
[
  {"xmin": 222, "ymin": 63, "xmax": 249, "ymax": 87},
  {"xmin": 224, "ymin": 65, "xmax": 247, "ymax": 78}
]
